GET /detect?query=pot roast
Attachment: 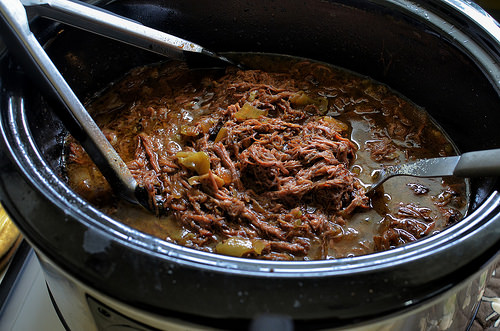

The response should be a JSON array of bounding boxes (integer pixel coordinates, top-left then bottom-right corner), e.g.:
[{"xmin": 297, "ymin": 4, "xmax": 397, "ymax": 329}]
[{"xmin": 64, "ymin": 55, "xmax": 468, "ymax": 260}]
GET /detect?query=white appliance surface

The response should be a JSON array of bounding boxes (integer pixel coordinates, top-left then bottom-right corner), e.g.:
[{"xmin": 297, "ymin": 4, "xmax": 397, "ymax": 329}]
[{"xmin": 0, "ymin": 246, "xmax": 65, "ymax": 330}]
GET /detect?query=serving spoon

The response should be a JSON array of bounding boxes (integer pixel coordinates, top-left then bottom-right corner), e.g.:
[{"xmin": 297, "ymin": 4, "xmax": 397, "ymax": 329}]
[
  {"xmin": 366, "ymin": 148, "xmax": 500, "ymax": 194},
  {"xmin": 0, "ymin": 0, "xmax": 237, "ymax": 212}
]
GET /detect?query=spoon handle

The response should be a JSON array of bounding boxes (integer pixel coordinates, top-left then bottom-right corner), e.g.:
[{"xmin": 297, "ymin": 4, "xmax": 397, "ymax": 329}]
[
  {"xmin": 367, "ymin": 148, "xmax": 500, "ymax": 194},
  {"xmin": 454, "ymin": 148, "xmax": 500, "ymax": 177}
]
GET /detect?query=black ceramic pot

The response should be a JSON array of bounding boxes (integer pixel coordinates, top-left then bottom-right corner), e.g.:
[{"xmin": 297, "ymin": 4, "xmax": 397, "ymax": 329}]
[{"xmin": 0, "ymin": 0, "xmax": 499, "ymax": 330}]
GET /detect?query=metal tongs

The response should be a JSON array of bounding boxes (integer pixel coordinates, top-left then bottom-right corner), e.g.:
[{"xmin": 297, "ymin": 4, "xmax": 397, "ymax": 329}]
[{"xmin": 0, "ymin": 0, "xmax": 236, "ymax": 212}]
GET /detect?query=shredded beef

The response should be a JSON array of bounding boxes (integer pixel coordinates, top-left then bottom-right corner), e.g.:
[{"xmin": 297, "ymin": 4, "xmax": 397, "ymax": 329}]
[
  {"xmin": 94, "ymin": 65, "xmax": 371, "ymax": 260},
  {"xmin": 374, "ymin": 204, "xmax": 436, "ymax": 251},
  {"xmin": 65, "ymin": 56, "xmax": 467, "ymax": 260},
  {"xmin": 140, "ymin": 100, "xmax": 369, "ymax": 259}
]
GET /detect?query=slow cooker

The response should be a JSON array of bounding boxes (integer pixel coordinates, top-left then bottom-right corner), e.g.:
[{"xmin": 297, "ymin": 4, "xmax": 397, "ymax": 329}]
[{"xmin": 0, "ymin": 0, "xmax": 499, "ymax": 330}]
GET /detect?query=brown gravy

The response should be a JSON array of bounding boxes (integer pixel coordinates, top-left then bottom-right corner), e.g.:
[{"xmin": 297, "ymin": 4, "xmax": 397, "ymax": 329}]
[{"xmin": 65, "ymin": 54, "xmax": 468, "ymax": 260}]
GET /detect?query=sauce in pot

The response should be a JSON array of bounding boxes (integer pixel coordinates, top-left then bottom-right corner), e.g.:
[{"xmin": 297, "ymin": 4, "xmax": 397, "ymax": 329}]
[{"xmin": 64, "ymin": 54, "xmax": 468, "ymax": 260}]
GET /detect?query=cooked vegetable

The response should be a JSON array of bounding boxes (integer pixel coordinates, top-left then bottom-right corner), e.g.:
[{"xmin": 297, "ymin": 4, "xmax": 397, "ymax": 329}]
[
  {"xmin": 215, "ymin": 237, "xmax": 267, "ymax": 257},
  {"xmin": 290, "ymin": 91, "xmax": 328, "ymax": 113},
  {"xmin": 234, "ymin": 103, "xmax": 268, "ymax": 120},
  {"xmin": 323, "ymin": 116, "xmax": 349, "ymax": 132},
  {"xmin": 188, "ymin": 173, "xmax": 225, "ymax": 188},
  {"xmin": 176, "ymin": 151, "xmax": 211, "ymax": 175},
  {"xmin": 214, "ymin": 127, "xmax": 228, "ymax": 143}
]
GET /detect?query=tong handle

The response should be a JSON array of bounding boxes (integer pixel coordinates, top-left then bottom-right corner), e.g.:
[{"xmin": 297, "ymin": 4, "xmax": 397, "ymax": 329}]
[
  {"xmin": 21, "ymin": 0, "xmax": 205, "ymax": 60},
  {"xmin": 0, "ymin": 0, "xmax": 139, "ymax": 203}
]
